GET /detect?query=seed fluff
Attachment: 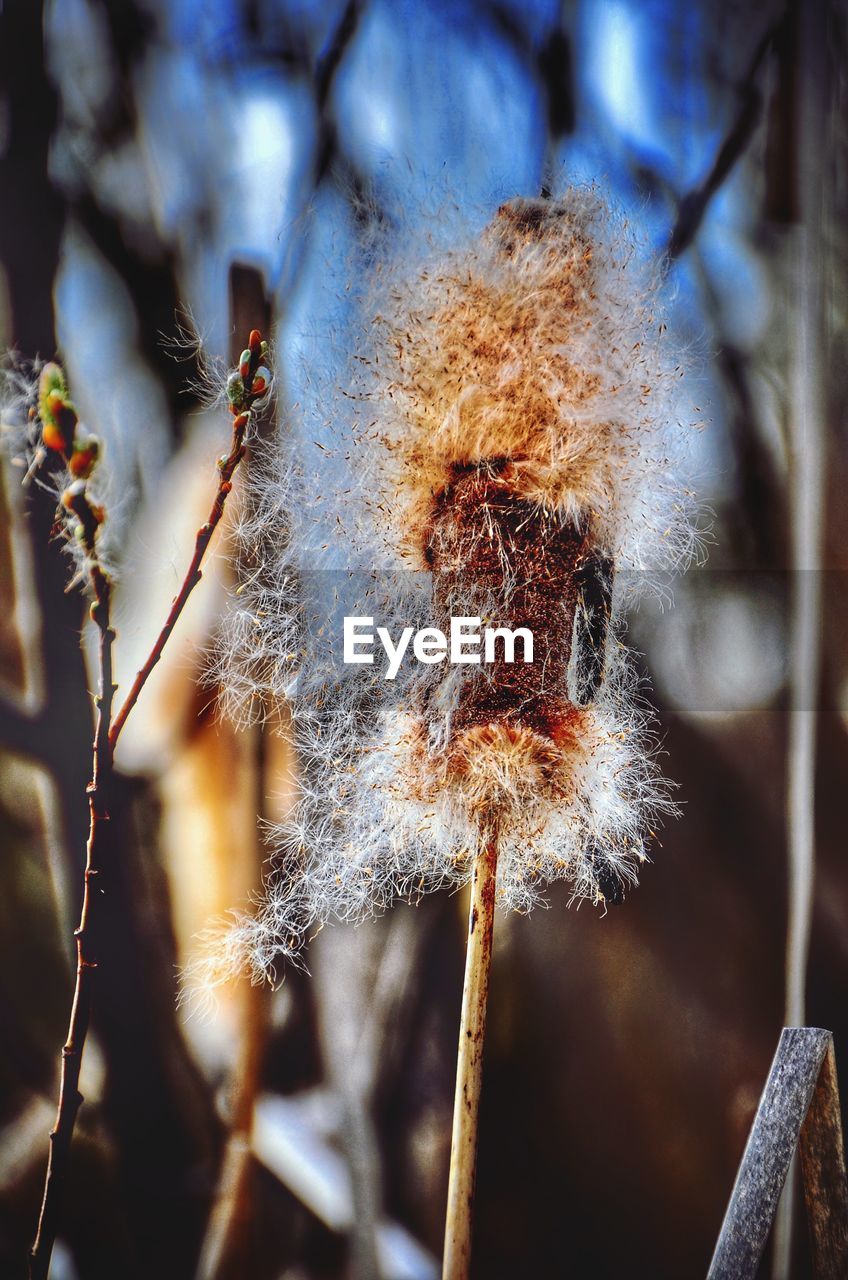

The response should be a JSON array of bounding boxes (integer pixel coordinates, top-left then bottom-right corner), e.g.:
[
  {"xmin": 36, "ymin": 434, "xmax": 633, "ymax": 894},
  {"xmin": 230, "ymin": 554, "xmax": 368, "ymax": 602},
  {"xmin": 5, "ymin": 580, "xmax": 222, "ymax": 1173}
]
[{"xmin": 187, "ymin": 186, "xmax": 703, "ymax": 999}]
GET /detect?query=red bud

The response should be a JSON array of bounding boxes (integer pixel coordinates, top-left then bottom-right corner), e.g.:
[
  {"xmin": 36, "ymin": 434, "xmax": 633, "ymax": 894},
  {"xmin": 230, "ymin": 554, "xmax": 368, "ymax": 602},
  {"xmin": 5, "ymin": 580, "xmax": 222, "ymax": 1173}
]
[{"xmin": 42, "ymin": 422, "xmax": 66, "ymax": 452}]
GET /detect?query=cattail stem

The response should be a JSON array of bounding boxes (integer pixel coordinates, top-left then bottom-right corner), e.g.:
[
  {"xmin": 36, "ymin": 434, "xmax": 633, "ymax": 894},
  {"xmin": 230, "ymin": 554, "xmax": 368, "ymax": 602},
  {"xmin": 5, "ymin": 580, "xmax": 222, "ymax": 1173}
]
[
  {"xmin": 30, "ymin": 562, "xmax": 116, "ymax": 1280},
  {"xmin": 443, "ymin": 835, "xmax": 499, "ymax": 1280}
]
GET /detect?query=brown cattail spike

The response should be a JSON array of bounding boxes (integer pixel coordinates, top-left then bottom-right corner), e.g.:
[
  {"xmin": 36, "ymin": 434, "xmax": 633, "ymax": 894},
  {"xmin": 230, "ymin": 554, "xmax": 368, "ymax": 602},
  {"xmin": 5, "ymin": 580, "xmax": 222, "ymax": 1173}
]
[{"xmin": 427, "ymin": 460, "xmax": 600, "ymax": 751}]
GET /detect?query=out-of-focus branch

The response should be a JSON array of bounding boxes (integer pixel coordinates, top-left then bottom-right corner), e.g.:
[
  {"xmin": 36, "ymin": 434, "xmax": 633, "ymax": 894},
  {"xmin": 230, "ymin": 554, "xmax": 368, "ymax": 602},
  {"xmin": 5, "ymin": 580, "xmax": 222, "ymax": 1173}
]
[
  {"xmin": 0, "ymin": 695, "xmax": 51, "ymax": 765},
  {"xmin": 667, "ymin": 21, "xmax": 779, "ymax": 260},
  {"xmin": 772, "ymin": 1, "xmax": 828, "ymax": 1275},
  {"xmin": 195, "ymin": 271, "xmax": 274, "ymax": 1280}
]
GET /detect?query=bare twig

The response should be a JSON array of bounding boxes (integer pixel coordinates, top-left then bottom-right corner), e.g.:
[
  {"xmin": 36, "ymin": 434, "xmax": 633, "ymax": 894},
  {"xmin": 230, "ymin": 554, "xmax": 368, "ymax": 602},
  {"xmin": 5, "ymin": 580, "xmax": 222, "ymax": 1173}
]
[
  {"xmin": 666, "ymin": 20, "xmax": 778, "ymax": 260},
  {"xmin": 109, "ymin": 409, "xmax": 250, "ymax": 748},
  {"xmin": 28, "ymin": 330, "xmax": 268, "ymax": 1277},
  {"xmin": 442, "ymin": 837, "xmax": 499, "ymax": 1280},
  {"xmin": 30, "ymin": 554, "xmax": 116, "ymax": 1280}
]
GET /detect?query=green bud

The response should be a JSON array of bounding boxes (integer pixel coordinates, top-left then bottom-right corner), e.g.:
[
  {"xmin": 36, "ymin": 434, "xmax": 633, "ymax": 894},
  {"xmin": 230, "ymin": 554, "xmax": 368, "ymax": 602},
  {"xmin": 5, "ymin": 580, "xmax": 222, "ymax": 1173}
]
[
  {"xmin": 227, "ymin": 371, "xmax": 246, "ymax": 408},
  {"xmin": 38, "ymin": 363, "xmax": 67, "ymax": 425}
]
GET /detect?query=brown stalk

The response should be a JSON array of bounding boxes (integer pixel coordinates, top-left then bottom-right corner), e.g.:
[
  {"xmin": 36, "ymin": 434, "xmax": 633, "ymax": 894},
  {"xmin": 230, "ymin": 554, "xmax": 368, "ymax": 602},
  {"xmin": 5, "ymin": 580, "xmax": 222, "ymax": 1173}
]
[
  {"xmin": 109, "ymin": 410, "xmax": 249, "ymax": 748},
  {"xmin": 195, "ymin": 724, "xmax": 270, "ymax": 1280},
  {"xmin": 30, "ymin": 556, "xmax": 116, "ymax": 1280},
  {"xmin": 442, "ymin": 835, "xmax": 499, "ymax": 1280},
  {"xmin": 194, "ymin": 279, "xmax": 275, "ymax": 1280}
]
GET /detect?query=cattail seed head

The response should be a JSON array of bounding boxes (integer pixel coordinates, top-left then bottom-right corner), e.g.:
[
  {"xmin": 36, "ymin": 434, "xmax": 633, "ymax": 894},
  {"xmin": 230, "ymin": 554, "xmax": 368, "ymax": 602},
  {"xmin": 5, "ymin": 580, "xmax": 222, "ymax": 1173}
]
[{"xmin": 193, "ymin": 187, "xmax": 702, "ymax": 993}]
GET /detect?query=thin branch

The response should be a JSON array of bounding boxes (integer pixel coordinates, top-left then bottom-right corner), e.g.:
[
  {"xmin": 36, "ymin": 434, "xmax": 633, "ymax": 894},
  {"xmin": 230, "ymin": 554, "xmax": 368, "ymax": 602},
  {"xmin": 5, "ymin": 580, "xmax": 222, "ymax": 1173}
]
[
  {"xmin": 442, "ymin": 836, "xmax": 499, "ymax": 1280},
  {"xmin": 29, "ymin": 557, "xmax": 116, "ymax": 1280},
  {"xmin": 28, "ymin": 330, "xmax": 268, "ymax": 1277},
  {"xmin": 109, "ymin": 395, "xmax": 253, "ymax": 748},
  {"xmin": 666, "ymin": 20, "xmax": 778, "ymax": 260}
]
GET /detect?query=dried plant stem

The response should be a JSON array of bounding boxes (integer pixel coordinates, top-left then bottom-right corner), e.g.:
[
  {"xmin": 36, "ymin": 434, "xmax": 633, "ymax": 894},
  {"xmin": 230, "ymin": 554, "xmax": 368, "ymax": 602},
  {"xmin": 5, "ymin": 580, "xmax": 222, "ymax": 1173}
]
[
  {"xmin": 30, "ymin": 562, "xmax": 116, "ymax": 1280},
  {"xmin": 109, "ymin": 415, "xmax": 248, "ymax": 748},
  {"xmin": 443, "ymin": 836, "xmax": 499, "ymax": 1280},
  {"xmin": 196, "ymin": 723, "xmax": 269, "ymax": 1280},
  {"xmin": 772, "ymin": 1, "xmax": 827, "ymax": 1274},
  {"xmin": 195, "ymin": 980, "xmax": 266, "ymax": 1280}
]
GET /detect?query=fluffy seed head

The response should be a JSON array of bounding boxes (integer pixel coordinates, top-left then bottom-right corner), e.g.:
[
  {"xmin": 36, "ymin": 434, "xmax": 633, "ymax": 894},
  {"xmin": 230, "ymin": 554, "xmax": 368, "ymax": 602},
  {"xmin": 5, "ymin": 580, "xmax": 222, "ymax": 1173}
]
[{"xmin": 195, "ymin": 187, "xmax": 702, "ymax": 992}]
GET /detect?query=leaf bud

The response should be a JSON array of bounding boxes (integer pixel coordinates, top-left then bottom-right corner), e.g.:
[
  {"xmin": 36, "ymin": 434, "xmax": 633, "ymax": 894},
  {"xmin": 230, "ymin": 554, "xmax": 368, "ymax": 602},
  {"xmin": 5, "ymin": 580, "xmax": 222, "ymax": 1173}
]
[
  {"xmin": 69, "ymin": 435, "xmax": 100, "ymax": 478},
  {"xmin": 226, "ymin": 371, "xmax": 246, "ymax": 408},
  {"xmin": 62, "ymin": 478, "xmax": 87, "ymax": 511},
  {"xmin": 38, "ymin": 363, "xmax": 67, "ymax": 425},
  {"xmin": 42, "ymin": 421, "xmax": 68, "ymax": 452}
]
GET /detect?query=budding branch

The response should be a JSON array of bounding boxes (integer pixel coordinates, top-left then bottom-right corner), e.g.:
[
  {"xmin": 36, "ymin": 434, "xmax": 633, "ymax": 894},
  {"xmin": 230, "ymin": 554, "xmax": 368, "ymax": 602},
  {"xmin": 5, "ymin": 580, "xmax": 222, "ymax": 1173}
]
[
  {"xmin": 29, "ymin": 328, "xmax": 267, "ymax": 1279},
  {"xmin": 30, "ymin": 558, "xmax": 116, "ymax": 1280},
  {"xmin": 109, "ymin": 410, "xmax": 248, "ymax": 747}
]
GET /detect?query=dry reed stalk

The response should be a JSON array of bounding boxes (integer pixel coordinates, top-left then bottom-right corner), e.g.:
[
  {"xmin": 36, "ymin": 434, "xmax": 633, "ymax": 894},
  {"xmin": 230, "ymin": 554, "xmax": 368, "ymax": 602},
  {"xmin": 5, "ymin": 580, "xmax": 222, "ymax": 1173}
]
[
  {"xmin": 443, "ymin": 835, "xmax": 499, "ymax": 1280},
  {"xmin": 772, "ymin": 1, "xmax": 827, "ymax": 1273},
  {"xmin": 195, "ymin": 721, "xmax": 270, "ymax": 1280}
]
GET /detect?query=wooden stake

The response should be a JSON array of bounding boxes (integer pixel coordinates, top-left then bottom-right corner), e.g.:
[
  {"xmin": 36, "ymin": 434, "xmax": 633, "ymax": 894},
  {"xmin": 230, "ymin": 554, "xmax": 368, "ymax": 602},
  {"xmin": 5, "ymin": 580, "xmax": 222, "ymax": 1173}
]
[{"xmin": 442, "ymin": 837, "xmax": 498, "ymax": 1280}]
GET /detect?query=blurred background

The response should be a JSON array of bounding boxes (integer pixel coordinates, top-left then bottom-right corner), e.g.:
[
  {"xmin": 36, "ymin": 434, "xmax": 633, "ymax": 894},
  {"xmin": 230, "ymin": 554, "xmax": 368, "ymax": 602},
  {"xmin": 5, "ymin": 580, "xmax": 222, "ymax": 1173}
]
[{"xmin": 0, "ymin": 0, "xmax": 846, "ymax": 1276}]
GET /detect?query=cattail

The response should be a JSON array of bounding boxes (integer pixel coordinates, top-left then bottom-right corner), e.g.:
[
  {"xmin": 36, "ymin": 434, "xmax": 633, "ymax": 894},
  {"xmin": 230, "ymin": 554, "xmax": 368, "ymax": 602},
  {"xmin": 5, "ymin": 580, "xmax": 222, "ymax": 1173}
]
[
  {"xmin": 190, "ymin": 188, "xmax": 702, "ymax": 1275},
  {"xmin": 192, "ymin": 186, "xmax": 700, "ymax": 997}
]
